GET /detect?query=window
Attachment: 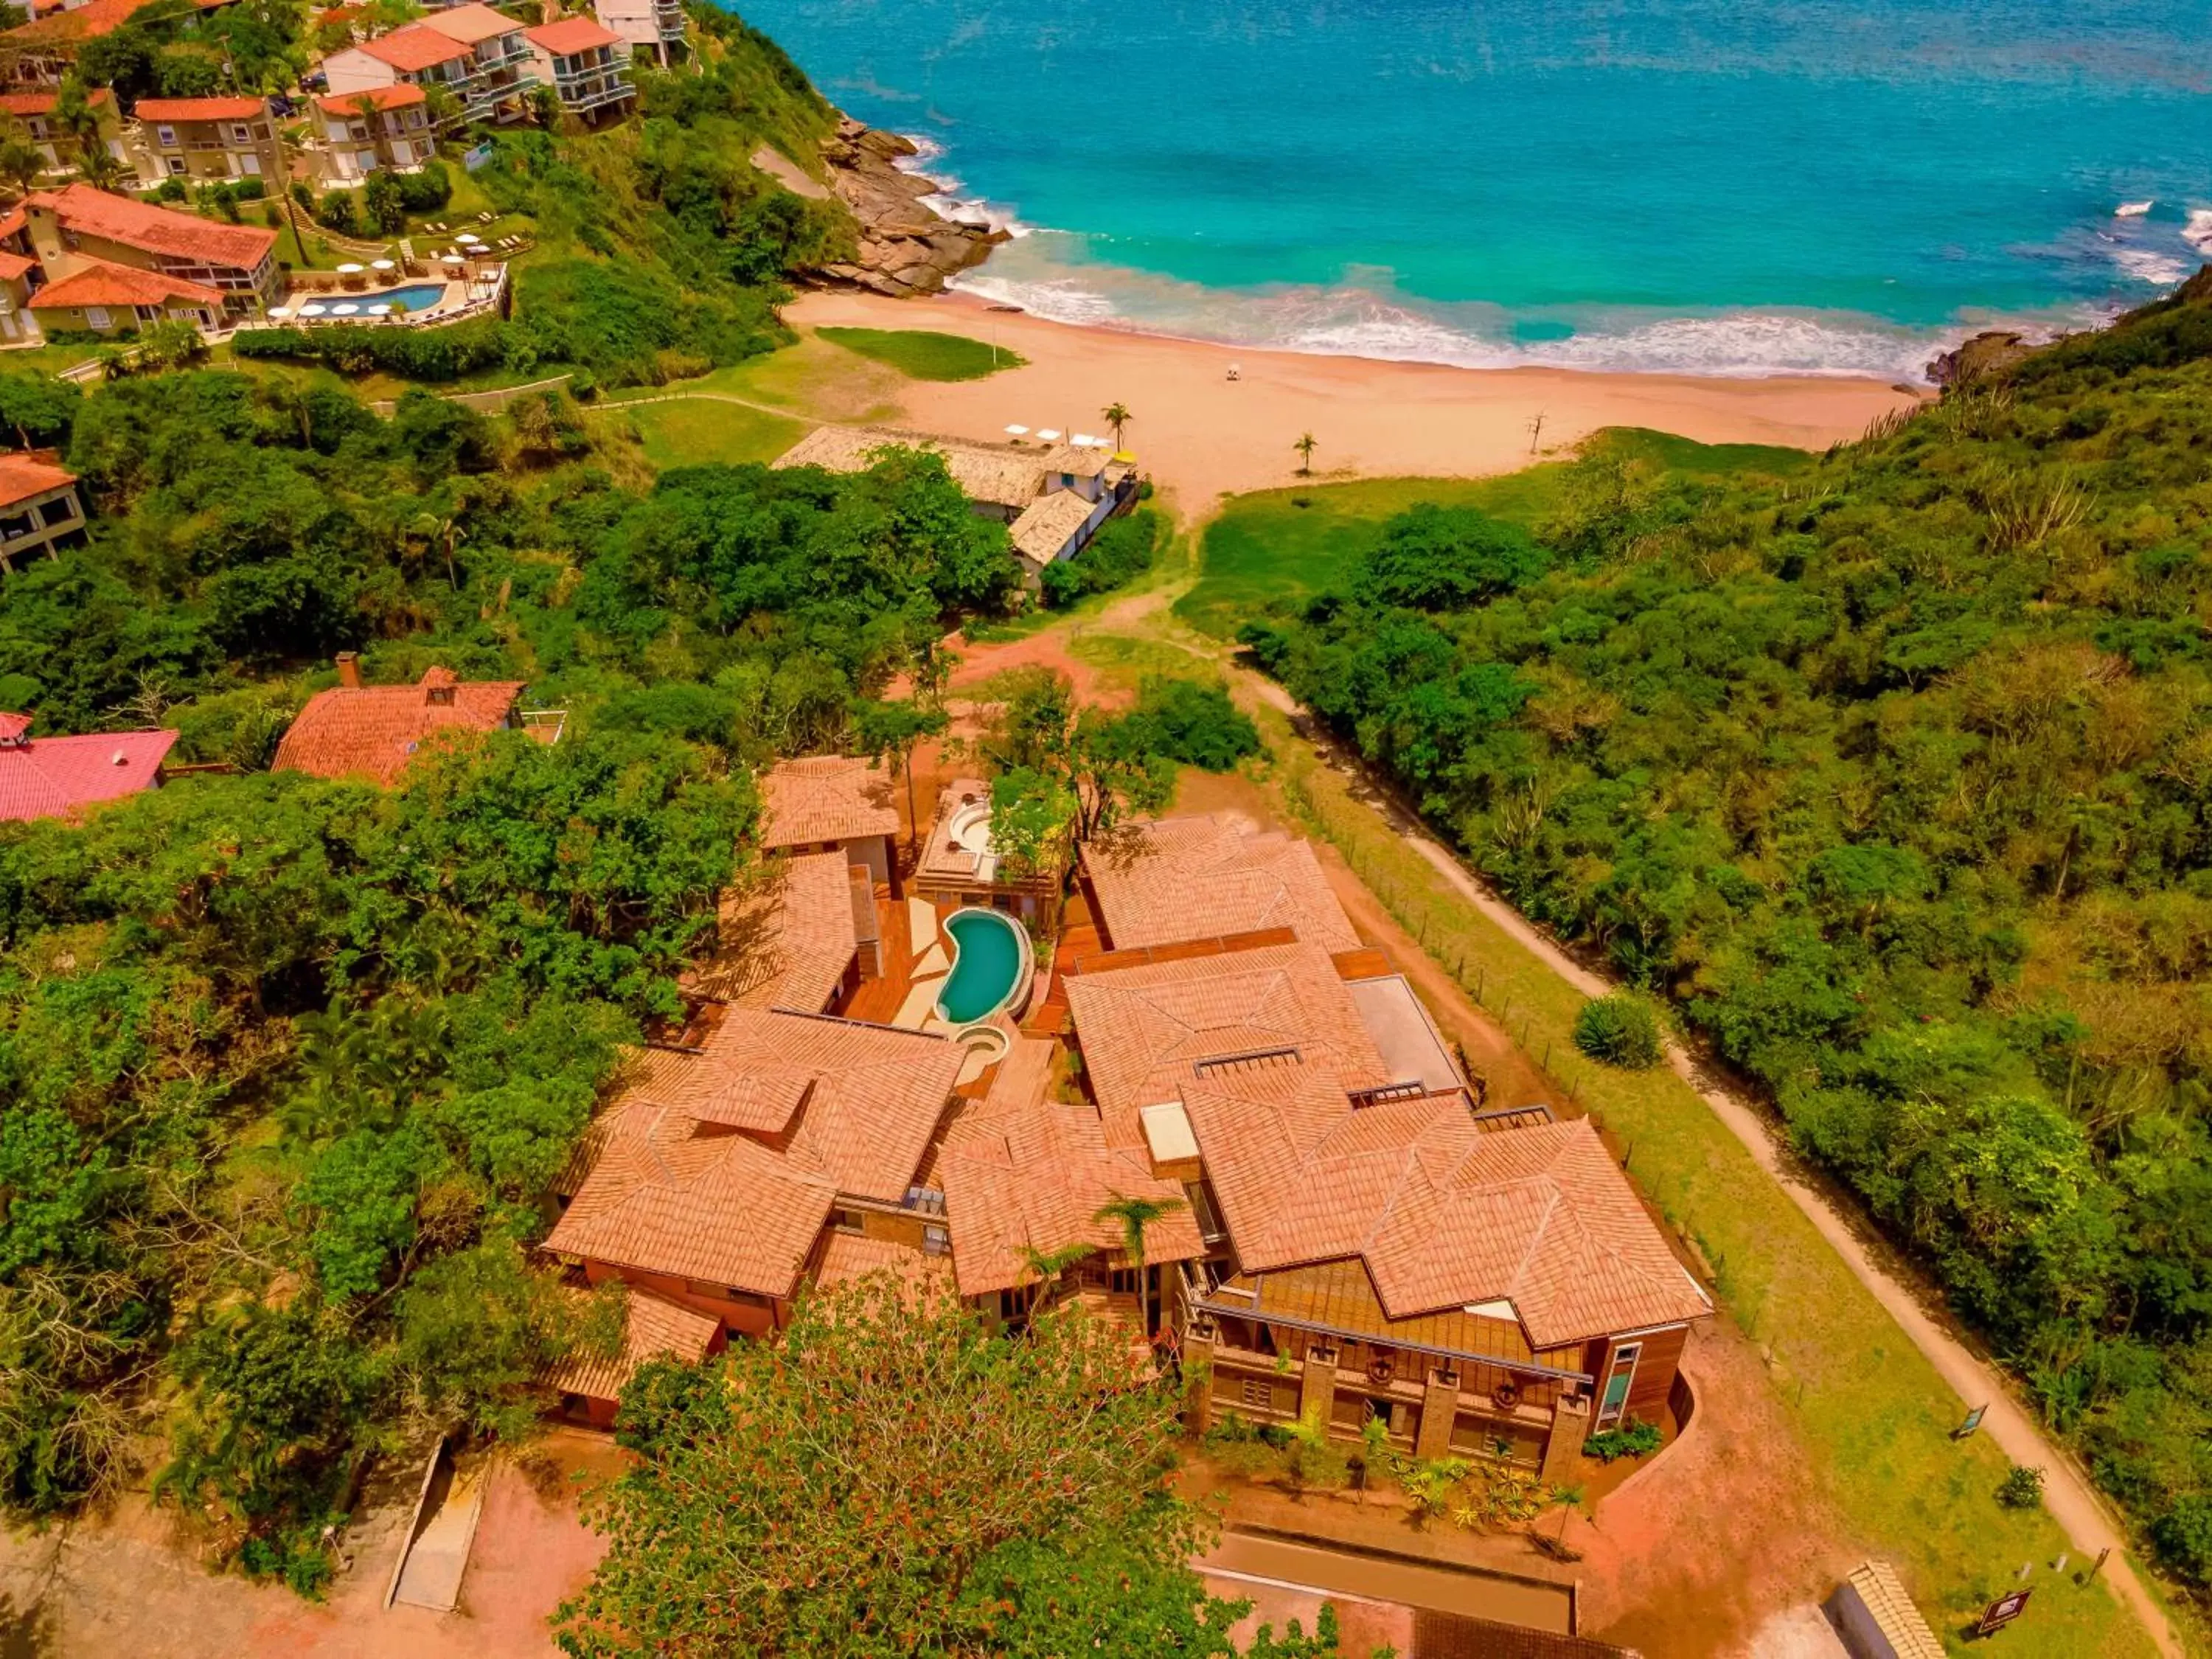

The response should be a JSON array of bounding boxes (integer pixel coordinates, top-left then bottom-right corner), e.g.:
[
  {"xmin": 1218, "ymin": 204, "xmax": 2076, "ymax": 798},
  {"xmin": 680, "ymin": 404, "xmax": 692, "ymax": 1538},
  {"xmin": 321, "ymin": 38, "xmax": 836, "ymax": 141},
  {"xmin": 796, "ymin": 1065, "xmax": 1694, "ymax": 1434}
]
[
  {"xmin": 231, "ymin": 125, "xmax": 251, "ymax": 145},
  {"xmin": 155, "ymin": 125, "xmax": 176, "ymax": 148},
  {"xmin": 83, "ymin": 307, "xmax": 109, "ymax": 331},
  {"xmin": 1109, "ymin": 1266, "xmax": 1141, "ymax": 1296},
  {"xmin": 830, "ymin": 1206, "xmax": 864, "ymax": 1235},
  {"xmin": 1239, "ymin": 1378, "xmax": 1273, "ymax": 1410},
  {"xmin": 922, "ymin": 1225, "xmax": 949, "ymax": 1256},
  {"xmin": 1596, "ymin": 1341, "xmax": 1642, "ymax": 1427},
  {"xmin": 726, "ymin": 1287, "xmax": 768, "ymax": 1306},
  {"xmin": 164, "ymin": 156, "xmax": 187, "ymax": 176}
]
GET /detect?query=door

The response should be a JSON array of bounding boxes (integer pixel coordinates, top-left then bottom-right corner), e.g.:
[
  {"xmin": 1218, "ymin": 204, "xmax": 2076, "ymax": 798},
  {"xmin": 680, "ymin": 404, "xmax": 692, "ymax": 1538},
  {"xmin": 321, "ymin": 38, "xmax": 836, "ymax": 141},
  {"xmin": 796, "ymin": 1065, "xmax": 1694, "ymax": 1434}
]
[
  {"xmin": 1596, "ymin": 1342, "xmax": 1641, "ymax": 1426},
  {"xmin": 240, "ymin": 152, "xmax": 261, "ymax": 175},
  {"xmin": 84, "ymin": 307, "xmax": 110, "ymax": 332}
]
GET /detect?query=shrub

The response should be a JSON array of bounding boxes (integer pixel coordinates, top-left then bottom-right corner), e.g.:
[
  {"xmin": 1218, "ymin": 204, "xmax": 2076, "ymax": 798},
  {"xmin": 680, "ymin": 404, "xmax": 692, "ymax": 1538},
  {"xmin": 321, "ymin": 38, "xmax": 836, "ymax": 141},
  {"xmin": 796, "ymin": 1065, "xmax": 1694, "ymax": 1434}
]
[
  {"xmin": 395, "ymin": 160, "xmax": 451, "ymax": 214},
  {"xmin": 1122, "ymin": 676, "xmax": 1262, "ymax": 771},
  {"xmin": 314, "ymin": 188, "xmax": 358, "ymax": 236},
  {"xmin": 232, "ymin": 316, "xmax": 515, "ymax": 382},
  {"xmin": 152, "ymin": 177, "xmax": 187, "ymax": 203},
  {"xmin": 1997, "ymin": 1464, "xmax": 2045, "ymax": 1509},
  {"xmin": 1583, "ymin": 1418, "xmax": 1663, "ymax": 1463},
  {"xmin": 1040, "ymin": 505, "xmax": 1164, "ymax": 608},
  {"xmin": 1573, "ymin": 995, "xmax": 1662, "ymax": 1069}
]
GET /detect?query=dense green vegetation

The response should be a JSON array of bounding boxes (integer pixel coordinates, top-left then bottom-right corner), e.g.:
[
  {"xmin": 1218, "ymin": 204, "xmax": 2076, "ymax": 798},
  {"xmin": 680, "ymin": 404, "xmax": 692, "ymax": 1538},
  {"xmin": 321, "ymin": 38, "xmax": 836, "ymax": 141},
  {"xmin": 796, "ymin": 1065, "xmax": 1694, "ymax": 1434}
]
[
  {"xmin": 1043, "ymin": 504, "xmax": 1166, "ymax": 608},
  {"xmin": 817, "ymin": 325, "xmax": 1026, "ymax": 381},
  {"xmin": 1234, "ymin": 274, "xmax": 2212, "ymax": 1594},
  {"xmin": 560, "ymin": 1280, "xmax": 1362, "ymax": 1658}
]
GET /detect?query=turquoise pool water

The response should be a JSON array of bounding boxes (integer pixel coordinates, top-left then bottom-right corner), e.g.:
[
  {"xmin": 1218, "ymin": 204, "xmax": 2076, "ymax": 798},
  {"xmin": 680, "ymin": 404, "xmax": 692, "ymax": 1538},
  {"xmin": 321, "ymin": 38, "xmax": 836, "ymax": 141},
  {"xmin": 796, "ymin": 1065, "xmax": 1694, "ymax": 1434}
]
[{"xmin": 936, "ymin": 908, "xmax": 1028, "ymax": 1025}]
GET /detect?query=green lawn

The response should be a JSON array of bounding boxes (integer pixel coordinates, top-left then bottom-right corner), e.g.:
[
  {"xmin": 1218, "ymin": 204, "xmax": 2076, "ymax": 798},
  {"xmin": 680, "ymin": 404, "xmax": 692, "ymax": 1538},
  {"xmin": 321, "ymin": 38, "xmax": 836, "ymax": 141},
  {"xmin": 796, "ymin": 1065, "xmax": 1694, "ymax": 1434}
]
[
  {"xmin": 1251, "ymin": 714, "xmax": 2168, "ymax": 1658},
  {"xmin": 816, "ymin": 325, "xmax": 1026, "ymax": 382},
  {"xmin": 613, "ymin": 397, "xmax": 807, "ymax": 469},
  {"xmin": 1174, "ymin": 428, "xmax": 1812, "ymax": 640}
]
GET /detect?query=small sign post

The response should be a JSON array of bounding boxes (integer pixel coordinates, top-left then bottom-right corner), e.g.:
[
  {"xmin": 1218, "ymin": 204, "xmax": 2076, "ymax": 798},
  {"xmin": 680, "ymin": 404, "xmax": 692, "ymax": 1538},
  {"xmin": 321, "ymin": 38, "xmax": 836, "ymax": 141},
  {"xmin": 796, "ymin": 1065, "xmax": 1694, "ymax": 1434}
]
[
  {"xmin": 1952, "ymin": 1403, "xmax": 1989, "ymax": 1440},
  {"xmin": 1976, "ymin": 1588, "xmax": 2031, "ymax": 1637}
]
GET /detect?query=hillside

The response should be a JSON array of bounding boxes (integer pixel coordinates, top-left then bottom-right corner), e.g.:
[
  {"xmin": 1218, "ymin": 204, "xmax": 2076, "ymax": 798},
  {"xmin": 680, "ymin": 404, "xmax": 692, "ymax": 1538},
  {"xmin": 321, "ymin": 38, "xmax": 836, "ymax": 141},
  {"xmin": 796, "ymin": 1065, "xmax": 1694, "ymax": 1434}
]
[{"xmin": 1237, "ymin": 273, "xmax": 2212, "ymax": 1599}]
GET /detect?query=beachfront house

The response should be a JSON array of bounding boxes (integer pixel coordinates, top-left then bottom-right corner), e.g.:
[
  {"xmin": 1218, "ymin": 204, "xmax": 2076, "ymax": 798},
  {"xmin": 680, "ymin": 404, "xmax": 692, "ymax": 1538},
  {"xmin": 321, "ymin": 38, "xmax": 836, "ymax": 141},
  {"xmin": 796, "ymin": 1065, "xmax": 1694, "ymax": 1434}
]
[
  {"xmin": 524, "ymin": 16, "xmax": 636, "ymax": 122},
  {"xmin": 125, "ymin": 95, "xmax": 285, "ymax": 186},
  {"xmin": 27, "ymin": 259, "xmax": 226, "ymax": 338},
  {"xmin": 309, "ymin": 85, "xmax": 434, "ymax": 182},
  {"xmin": 1, "ymin": 0, "xmax": 237, "ymax": 89},
  {"xmin": 591, "ymin": 0, "xmax": 685, "ymax": 66}
]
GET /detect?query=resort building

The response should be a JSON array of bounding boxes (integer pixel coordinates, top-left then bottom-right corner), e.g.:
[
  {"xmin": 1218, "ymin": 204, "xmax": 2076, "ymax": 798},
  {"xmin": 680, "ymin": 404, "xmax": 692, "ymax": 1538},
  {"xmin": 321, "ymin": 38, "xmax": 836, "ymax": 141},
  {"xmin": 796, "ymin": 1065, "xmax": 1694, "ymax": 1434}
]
[
  {"xmin": 0, "ymin": 248, "xmax": 35, "ymax": 341},
  {"xmin": 1, "ymin": 0, "xmax": 237, "ymax": 88},
  {"xmin": 13, "ymin": 183, "xmax": 280, "ymax": 316},
  {"xmin": 773, "ymin": 425, "xmax": 1139, "ymax": 589},
  {"xmin": 125, "ymin": 94, "xmax": 285, "ymax": 186},
  {"xmin": 685, "ymin": 849, "xmax": 869, "ymax": 1015},
  {"xmin": 309, "ymin": 84, "xmax": 434, "ymax": 182},
  {"xmin": 0, "ymin": 710, "xmax": 176, "ymax": 822},
  {"xmin": 757, "ymin": 754, "xmax": 901, "ymax": 889},
  {"xmin": 323, "ymin": 4, "xmax": 541, "ymax": 128},
  {"xmin": 0, "ymin": 87, "xmax": 122, "ymax": 175},
  {"xmin": 524, "ymin": 16, "xmax": 635, "ymax": 121},
  {"xmin": 26, "ymin": 257, "xmax": 225, "ymax": 336},
  {"xmin": 271, "ymin": 658, "xmax": 557, "ymax": 784},
  {"xmin": 0, "ymin": 453, "xmax": 86, "ymax": 568},
  {"xmin": 591, "ymin": 0, "xmax": 685, "ymax": 66}
]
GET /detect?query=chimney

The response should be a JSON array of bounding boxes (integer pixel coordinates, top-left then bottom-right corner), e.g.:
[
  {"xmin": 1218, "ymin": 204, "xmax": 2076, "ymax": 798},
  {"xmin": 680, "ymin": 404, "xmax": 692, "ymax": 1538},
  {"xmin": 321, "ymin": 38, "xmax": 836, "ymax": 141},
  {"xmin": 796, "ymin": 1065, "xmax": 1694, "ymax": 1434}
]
[{"xmin": 335, "ymin": 652, "xmax": 361, "ymax": 689}]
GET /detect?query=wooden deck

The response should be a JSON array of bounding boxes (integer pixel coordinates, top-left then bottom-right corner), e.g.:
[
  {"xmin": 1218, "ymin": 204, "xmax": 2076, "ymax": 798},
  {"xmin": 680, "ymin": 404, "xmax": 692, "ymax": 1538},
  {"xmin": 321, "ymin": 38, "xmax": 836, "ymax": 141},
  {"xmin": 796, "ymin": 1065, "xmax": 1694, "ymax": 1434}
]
[{"xmin": 837, "ymin": 887, "xmax": 918, "ymax": 1026}]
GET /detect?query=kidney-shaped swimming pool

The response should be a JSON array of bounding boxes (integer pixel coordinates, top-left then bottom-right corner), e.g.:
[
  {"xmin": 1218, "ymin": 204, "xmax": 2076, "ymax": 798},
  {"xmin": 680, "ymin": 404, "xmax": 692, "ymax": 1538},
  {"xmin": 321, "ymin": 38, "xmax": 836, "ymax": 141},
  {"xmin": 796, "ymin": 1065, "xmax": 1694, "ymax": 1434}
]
[{"xmin": 934, "ymin": 908, "xmax": 1032, "ymax": 1025}]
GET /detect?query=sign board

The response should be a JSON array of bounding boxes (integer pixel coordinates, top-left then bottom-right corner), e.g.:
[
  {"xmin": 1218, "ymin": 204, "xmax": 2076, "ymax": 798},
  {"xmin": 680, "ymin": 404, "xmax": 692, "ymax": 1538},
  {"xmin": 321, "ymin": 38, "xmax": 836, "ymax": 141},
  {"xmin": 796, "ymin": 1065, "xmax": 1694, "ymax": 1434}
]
[
  {"xmin": 1976, "ymin": 1588, "xmax": 2031, "ymax": 1635},
  {"xmin": 462, "ymin": 142, "xmax": 495, "ymax": 173},
  {"xmin": 1953, "ymin": 1403, "xmax": 1988, "ymax": 1439}
]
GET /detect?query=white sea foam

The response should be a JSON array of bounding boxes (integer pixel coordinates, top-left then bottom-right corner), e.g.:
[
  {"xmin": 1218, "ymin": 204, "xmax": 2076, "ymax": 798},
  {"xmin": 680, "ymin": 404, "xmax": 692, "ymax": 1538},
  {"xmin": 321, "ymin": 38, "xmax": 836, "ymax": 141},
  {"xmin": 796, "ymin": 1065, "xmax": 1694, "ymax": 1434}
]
[
  {"xmin": 2110, "ymin": 245, "xmax": 2190, "ymax": 287},
  {"xmin": 949, "ymin": 271, "xmax": 1121, "ymax": 326},
  {"xmin": 2115, "ymin": 201, "xmax": 2154, "ymax": 217},
  {"xmin": 2183, "ymin": 209, "xmax": 2212, "ymax": 254}
]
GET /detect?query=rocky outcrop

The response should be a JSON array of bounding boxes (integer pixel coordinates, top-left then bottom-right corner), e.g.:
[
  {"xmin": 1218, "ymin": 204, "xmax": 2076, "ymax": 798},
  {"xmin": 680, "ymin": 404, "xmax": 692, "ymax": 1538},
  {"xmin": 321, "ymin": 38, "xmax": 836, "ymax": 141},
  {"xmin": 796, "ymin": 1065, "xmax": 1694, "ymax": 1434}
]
[
  {"xmin": 807, "ymin": 119, "xmax": 1005, "ymax": 298},
  {"xmin": 1925, "ymin": 330, "xmax": 2034, "ymax": 387}
]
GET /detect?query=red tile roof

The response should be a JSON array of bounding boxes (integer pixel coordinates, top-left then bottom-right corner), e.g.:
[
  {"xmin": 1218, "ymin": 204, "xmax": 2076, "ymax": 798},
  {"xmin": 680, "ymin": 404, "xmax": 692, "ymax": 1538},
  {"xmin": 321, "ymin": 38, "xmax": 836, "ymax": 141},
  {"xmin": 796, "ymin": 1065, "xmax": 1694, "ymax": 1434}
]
[
  {"xmin": 0, "ymin": 251, "xmax": 32, "ymax": 282},
  {"xmin": 936, "ymin": 1036, "xmax": 1206, "ymax": 1298},
  {"xmin": 0, "ymin": 87, "xmax": 112, "ymax": 116},
  {"xmin": 271, "ymin": 665, "xmax": 524, "ymax": 785},
  {"xmin": 131, "ymin": 95, "xmax": 268, "ymax": 122},
  {"xmin": 0, "ymin": 453, "xmax": 75, "ymax": 509},
  {"xmin": 684, "ymin": 850, "xmax": 858, "ymax": 1012},
  {"xmin": 545, "ymin": 1010, "xmax": 965, "ymax": 1296},
  {"xmin": 1181, "ymin": 1068, "xmax": 1710, "ymax": 1349},
  {"xmin": 1082, "ymin": 815, "xmax": 1362, "ymax": 954},
  {"xmin": 29, "ymin": 256, "xmax": 223, "ymax": 311},
  {"xmin": 758, "ymin": 754, "xmax": 900, "ymax": 849},
  {"xmin": 416, "ymin": 1, "xmax": 521, "ymax": 44},
  {"xmin": 23, "ymin": 184, "xmax": 274, "ymax": 272},
  {"xmin": 526, "ymin": 14, "xmax": 620, "ymax": 53},
  {"xmin": 811, "ymin": 1231, "xmax": 955, "ymax": 1300},
  {"xmin": 543, "ymin": 1284, "xmax": 719, "ymax": 1405},
  {"xmin": 1061, "ymin": 937, "xmax": 1392, "ymax": 1151},
  {"xmin": 357, "ymin": 21, "xmax": 475, "ymax": 69},
  {"xmin": 0, "ymin": 718, "xmax": 176, "ymax": 822},
  {"xmin": 313, "ymin": 83, "xmax": 426, "ymax": 116},
  {"xmin": 6, "ymin": 0, "xmax": 231, "ymax": 48}
]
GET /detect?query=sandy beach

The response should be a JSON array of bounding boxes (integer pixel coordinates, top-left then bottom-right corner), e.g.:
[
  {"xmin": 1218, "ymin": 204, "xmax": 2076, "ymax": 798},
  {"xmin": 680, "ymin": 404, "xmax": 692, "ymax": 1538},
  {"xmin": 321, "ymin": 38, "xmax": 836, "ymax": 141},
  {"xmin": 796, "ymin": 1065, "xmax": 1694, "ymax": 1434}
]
[{"xmin": 785, "ymin": 289, "xmax": 1923, "ymax": 513}]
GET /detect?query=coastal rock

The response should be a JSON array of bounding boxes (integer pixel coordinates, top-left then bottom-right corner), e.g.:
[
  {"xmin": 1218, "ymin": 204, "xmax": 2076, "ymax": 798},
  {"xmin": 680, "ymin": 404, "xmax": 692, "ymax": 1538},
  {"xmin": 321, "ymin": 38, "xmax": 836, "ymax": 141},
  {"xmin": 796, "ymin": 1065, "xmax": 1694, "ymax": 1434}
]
[
  {"xmin": 802, "ymin": 116, "xmax": 1006, "ymax": 298},
  {"xmin": 1925, "ymin": 330, "xmax": 2033, "ymax": 388}
]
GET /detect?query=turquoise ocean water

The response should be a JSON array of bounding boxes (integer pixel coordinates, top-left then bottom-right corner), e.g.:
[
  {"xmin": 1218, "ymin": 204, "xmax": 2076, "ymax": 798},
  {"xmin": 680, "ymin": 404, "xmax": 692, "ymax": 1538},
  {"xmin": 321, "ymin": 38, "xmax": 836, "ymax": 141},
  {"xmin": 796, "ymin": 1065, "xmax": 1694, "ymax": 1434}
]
[{"xmin": 737, "ymin": 0, "xmax": 2211, "ymax": 378}]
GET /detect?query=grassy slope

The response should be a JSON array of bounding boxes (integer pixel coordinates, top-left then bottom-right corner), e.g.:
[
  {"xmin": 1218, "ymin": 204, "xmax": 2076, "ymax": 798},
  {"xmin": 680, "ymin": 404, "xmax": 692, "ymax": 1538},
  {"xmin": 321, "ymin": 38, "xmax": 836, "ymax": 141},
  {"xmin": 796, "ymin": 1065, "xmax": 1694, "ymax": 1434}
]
[
  {"xmin": 816, "ymin": 326, "xmax": 1027, "ymax": 382},
  {"xmin": 1164, "ymin": 434, "xmax": 2169, "ymax": 1654},
  {"xmin": 616, "ymin": 397, "xmax": 807, "ymax": 468}
]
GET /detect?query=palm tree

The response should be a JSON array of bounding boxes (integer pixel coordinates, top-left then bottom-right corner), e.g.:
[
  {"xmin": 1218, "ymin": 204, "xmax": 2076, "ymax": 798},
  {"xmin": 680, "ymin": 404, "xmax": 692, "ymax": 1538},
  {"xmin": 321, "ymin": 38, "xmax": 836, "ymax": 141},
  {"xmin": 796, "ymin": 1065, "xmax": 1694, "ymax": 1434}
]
[
  {"xmin": 1101, "ymin": 401, "xmax": 1132, "ymax": 451},
  {"xmin": 1093, "ymin": 1192, "xmax": 1184, "ymax": 1335},
  {"xmin": 1015, "ymin": 1240, "xmax": 1095, "ymax": 1318},
  {"xmin": 1293, "ymin": 432, "xmax": 1318, "ymax": 476}
]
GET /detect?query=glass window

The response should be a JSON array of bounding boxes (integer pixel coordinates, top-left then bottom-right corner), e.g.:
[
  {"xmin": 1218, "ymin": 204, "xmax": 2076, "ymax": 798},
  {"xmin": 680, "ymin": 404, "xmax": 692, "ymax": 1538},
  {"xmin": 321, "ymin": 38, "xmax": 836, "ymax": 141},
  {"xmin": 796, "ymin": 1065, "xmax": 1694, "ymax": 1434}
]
[{"xmin": 155, "ymin": 125, "xmax": 176, "ymax": 147}]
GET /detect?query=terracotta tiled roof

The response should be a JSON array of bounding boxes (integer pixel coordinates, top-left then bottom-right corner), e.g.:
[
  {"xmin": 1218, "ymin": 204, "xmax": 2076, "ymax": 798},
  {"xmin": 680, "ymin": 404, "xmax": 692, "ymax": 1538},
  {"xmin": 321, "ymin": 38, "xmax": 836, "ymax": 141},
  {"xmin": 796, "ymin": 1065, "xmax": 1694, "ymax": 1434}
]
[
  {"xmin": 812, "ymin": 1230, "xmax": 955, "ymax": 1299},
  {"xmin": 271, "ymin": 666, "xmax": 524, "ymax": 785},
  {"xmin": 526, "ymin": 15, "xmax": 620, "ymax": 52},
  {"xmin": 543, "ymin": 1284, "xmax": 718, "ymax": 1404},
  {"xmin": 314, "ymin": 83, "xmax": 426, "ymax": 116},
  {"xmin": 1007, "ymin": 490, "xmax": 1094, "ymax": 566},
  {"xmin": 0, "ymin": 251, "xmax": 32, "ymax": 282},
  {"xmin": 685, "ymin": 850, "xmax": 858, "ymax": 1012},
  {"xmin": 1082, "ymin": 815, "xmax": 1362, "ymax": 953},
  {"xmin": 131, "ymin": 96, "xmax": 267, "ymax": 122},
  {"xmin": 0, "ymin": 718, "xmax": 175, "ymax": 822},
  {"xmin": 1062, "ymin": 938, "xmax": 1391, "ymax": 1150},
  {"xmin": 0, "ymin": 453, "xmax": 76, "ymax": 508},
  {"xmin": 1181, "ymin": 1073, "xmax": 1709, "ymax": 1348},
  {"xmin": 758, "ymin": 754, "xmax": 899, "ymax": 849},
  {"xmin": 6, "ymin": 0, "xmax": 229, "ymax": 48},
  {"xmin": 0, "ymin": 88, "xmax": 111, "ymax": 116},
  {"xmin": 546, "ymin": 1010, "xmax": 964, "ymax": 1295},
  {"xmin": 417, "ymin": 1, "xmax": 524, "ymax": 44},
  {"xmin": 30, "ymin": 256, "xmax": 223, "ymax": 311},
  {"xmin": 23, "ymin": 184, "xmax": 275, "ymax": 271},
  {"xmin": 936, "ymin": 1036, "xmax": 1205, "ymax": 1297},
  {"xmin": 358, "ymin": 21, "xmax": 475, "ymax": 69}
]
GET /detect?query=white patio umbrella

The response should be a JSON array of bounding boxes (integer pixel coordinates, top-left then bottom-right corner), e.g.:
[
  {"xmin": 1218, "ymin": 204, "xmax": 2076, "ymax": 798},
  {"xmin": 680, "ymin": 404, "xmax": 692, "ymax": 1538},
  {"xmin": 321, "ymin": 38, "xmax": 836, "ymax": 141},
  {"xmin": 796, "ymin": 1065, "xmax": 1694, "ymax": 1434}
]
[
  {"xmin": 330, "ymin": 303, "xmax": 361, "ymax": 315},
  {"xmin": 1035, "ymin": 428, "xmax": 1062, "ymax": 442},
  {"xmin": 1070, "ymin": 432, "xmax": 1099, "ymax": 447},
  {"xmin": 365, "ymin": 304, "xmax": 392, "ymax": 316},
  {"xmin": 1003, "ymin": 424, "xmax": 1029, "ymax": 437},
  {"xmin": 455, "ymin": 232, "xmax": 482, "ymax": 246},
  {"xmin": 440, "ymin": 254, "xmax": 465, "ymax": 267},
  {"xmin": 370, "ymin": 258, "xmax": 395, "ymax": 272},
  {"xmin": 335, "ymin": 262, "xmax": 364, "ymax": 275},
  {"xmin": 298, "ymin": 303, "xmax": 328, "ymax": 316},
  {"xmin": 266, "ymin": 305, "xmax": 293, "ymax": 319}
]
